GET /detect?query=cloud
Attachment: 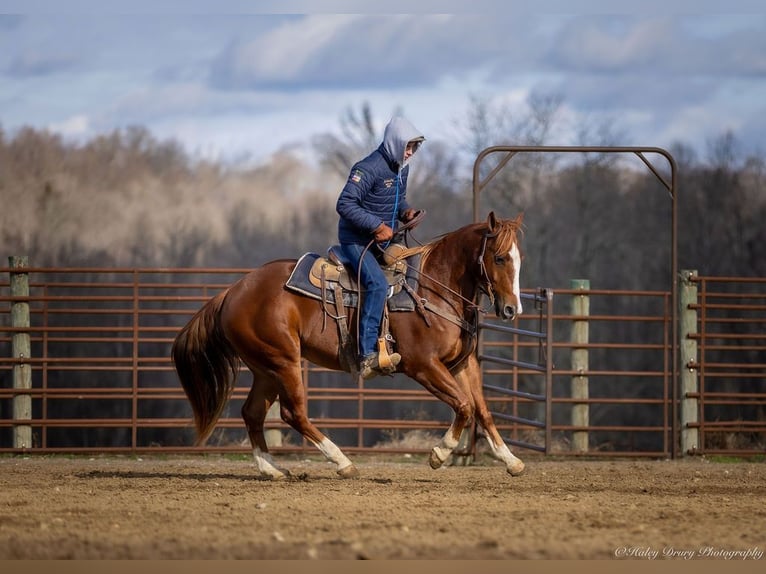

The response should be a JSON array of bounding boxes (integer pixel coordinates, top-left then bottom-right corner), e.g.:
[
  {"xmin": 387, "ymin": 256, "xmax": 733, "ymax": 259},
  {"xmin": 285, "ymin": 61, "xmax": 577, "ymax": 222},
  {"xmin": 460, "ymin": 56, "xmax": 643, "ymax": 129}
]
[
  {"xmin": 550, "ymin": 73, "xmax": 715, "ymax": 113},
  {"xmin": 545, "ymin": 18, "xmax": 681, "ymax": 74},
  {"xmin": 523, "ymin": 14, "xmax": 766, "ymax": 144},
  {"xmin": 209, "ymin": 14, "xmax": 356, "ymax": 89},
  {"xmin": 208, "ymin": 14, "xmax": 532, "ymax": 91},
  {"xmin": 0, "ymin": 15, "xmax": 24, "ymax": 29},
  {"xmin": 207, "ymin": 14, "xmax": 766, "ymax": 100},
  {"xmin": 48, "ymin": 114, "xmax": 91, "ymax": 137},
  {"xmin": 543, "ymin": 16, "xmax": 766, "ymax": 77},
  {"xmin": 1, "ymin": 11, "xmax": 765, "ymax": 164},
  {"xmin": 7, "ymin": 50, "xmax": 78, "ymax": 77}
]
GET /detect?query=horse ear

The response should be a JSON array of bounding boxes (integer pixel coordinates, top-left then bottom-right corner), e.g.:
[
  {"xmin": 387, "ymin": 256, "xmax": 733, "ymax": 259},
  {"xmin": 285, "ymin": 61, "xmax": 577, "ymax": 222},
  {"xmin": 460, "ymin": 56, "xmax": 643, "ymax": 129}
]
[{"xmin": 487, "ymin": 211, "xmax": 498, "ymax": 232}]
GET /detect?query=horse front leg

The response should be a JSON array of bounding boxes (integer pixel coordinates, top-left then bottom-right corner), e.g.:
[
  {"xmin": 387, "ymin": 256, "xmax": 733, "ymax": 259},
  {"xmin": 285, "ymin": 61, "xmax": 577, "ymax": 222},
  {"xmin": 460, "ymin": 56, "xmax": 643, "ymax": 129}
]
[
  {"xmin": 457, "ymin": 354, "xmax": 525, "ymax": 476},
  {"xmin": 409, "ymin": 361, "xmax": 475, "ymax": 470},
  {"xmin": 429, "ymin": 415, "xmax": 471, "ymax": 469},
  {"xmin": 480, "ymin": 424, "xmax": 526, "ymax": 476}
]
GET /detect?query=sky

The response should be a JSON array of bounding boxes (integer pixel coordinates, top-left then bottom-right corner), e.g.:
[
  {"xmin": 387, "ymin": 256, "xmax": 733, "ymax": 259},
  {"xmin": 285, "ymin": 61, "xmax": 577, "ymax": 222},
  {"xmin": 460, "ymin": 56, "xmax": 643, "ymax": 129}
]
[{"xmin": 1, "ymin": 2, "xmax": 765, "ymax": 165}]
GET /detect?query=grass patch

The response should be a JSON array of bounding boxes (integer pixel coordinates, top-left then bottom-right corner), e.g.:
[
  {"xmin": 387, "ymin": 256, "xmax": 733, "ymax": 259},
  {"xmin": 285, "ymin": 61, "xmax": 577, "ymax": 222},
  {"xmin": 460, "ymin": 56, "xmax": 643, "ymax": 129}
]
[{"xmin": 704, "ymin": 454, "xmax": 765, "ymax": 463}]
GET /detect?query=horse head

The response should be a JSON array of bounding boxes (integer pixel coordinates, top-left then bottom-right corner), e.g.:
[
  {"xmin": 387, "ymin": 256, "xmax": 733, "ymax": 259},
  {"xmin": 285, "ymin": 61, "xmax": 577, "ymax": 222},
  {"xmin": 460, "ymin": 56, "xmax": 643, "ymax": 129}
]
[{"xmin": 479, "ymin": 211, "xmax": 524, "ymax": 321}]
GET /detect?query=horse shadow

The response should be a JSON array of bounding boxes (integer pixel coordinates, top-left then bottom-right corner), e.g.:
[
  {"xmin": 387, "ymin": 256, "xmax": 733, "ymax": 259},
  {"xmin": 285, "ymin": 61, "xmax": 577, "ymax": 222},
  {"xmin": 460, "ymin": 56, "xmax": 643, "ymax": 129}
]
[{"xmin": 76, "ymin": 470, "xmax": 432, "ymax": 484}]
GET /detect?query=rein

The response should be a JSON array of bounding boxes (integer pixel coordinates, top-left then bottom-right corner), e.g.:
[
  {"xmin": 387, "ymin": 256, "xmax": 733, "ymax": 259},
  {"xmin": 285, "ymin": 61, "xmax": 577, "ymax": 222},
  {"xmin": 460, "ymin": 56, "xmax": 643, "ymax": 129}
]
[
  {"xmin": 346, "ymin": 216, "xmax": 515, "ymax": 337},
  {"xmin": 390, "ymin": 227, "xmax": 501, "ymax": 333}
]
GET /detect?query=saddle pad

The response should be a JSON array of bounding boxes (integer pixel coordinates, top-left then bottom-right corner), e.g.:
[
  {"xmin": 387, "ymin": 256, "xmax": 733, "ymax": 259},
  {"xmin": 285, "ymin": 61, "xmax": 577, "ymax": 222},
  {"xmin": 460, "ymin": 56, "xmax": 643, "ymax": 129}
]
[
  {"xmin": 285, "ymin": 252, "xmax": 419, "ymax": 312},
  {"xmin": 286, "ymin": 253, "xmax": 359, "ymax": 307}
]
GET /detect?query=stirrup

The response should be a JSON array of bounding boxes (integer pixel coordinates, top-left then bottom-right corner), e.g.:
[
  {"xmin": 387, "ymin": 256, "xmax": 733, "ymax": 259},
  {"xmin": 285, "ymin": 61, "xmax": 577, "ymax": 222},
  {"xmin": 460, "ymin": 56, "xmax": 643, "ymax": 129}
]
[
  {"xmin": 376, "ymin": 336, "xmax": 401, "ymax": 374},
  {"xmin": 359, "ymin": 346, "xmax": 401, "ymax": 380}
]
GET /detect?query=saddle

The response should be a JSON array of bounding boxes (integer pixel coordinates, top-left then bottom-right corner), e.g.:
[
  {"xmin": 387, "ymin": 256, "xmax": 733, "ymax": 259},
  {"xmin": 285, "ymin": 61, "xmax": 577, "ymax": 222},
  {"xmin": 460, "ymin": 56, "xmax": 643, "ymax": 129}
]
[
  {"xmin": 285, "ymin": 243, "xmax": 425, "ymax": 375},
  {"xmin": 308, "ymin": 244, "xmax": 410, "ymax": 295}
]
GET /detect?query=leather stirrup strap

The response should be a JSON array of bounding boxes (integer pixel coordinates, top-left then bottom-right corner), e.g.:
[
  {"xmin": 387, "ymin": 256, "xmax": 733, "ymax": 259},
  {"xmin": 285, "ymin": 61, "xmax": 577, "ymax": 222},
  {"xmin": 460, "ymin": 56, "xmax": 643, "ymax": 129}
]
[
  {"xmin": 376, "ymin": 306, "xmax": 395, "ymax": 370},
  {"xmin": 333, "ymin": 284, "xmax": 356, "ymax": 375},
  {"xmin": 320, "ymin": 264, "xmax": 328, "ymax": 332}
]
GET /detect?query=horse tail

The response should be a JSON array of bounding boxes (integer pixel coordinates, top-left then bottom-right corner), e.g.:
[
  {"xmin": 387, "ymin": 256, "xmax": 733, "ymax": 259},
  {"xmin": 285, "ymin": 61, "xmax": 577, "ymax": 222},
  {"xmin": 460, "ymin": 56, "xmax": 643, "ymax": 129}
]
[{"xmin": 172, "ymin": 289, "xmax": 240, "ymax": 445}]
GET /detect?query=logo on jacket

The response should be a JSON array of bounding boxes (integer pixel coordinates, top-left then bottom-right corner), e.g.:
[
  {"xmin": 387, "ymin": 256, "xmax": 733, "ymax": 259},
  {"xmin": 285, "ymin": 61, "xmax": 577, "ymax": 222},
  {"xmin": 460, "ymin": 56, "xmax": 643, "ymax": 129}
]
[
  {"xmin": 383, "ymin": 178, "xmax": 394, "ymax": 188},
  {"xmin": 350, "ymin": 169, "xmax": 364, "ymax": 184}
]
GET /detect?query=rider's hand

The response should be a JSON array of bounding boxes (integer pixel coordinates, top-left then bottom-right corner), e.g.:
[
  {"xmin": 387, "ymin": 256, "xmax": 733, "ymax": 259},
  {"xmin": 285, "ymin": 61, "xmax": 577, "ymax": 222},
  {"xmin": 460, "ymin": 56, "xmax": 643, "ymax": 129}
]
[
  {"xmin": 373, "ymin": 222, "xmax": 394, "ymax": 242},
  {"xmin": 401, "ymin": 209, "xmax": 418, "ymax": 222}
]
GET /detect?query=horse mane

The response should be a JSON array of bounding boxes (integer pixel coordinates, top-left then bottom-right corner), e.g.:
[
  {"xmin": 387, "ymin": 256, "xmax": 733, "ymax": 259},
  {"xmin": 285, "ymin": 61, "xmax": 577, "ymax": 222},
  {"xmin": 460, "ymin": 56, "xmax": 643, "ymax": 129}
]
[{"xmin": 421, "ymin": 215, "xmax": 523, "ymax": 261}]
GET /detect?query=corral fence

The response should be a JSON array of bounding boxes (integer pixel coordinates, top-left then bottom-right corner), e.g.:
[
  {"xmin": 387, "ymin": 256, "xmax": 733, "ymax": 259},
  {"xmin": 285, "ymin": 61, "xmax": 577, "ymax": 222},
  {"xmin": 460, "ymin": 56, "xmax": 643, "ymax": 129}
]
[{"xmin": 1, "ymin": 260, "xmax": 763, "ymax": 458}]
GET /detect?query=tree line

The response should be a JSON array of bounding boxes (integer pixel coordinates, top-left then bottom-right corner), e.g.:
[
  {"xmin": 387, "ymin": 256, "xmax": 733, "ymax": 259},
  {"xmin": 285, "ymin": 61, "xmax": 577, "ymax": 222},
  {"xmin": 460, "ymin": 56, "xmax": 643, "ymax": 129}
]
[
  {"xmin": 1, "ymin": 95, "xmax": 764, "ymax": 450},
  {"xmin": 2, "ymin": 98, "xmax": 764, "ymax": 284}
]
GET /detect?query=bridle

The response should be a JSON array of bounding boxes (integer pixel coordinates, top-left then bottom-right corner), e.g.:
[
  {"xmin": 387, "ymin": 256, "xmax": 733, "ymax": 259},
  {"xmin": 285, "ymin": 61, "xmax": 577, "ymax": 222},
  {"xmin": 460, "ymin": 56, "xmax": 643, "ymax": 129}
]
[
  {"xmin": 476, "ymin": 228, "xmax": 499, "ymax": 310},
  {"xmin": 399, "ymin": 224, "xmax": 513, "ymax": 332},
  {"xmin": 357, "ymin": 217, "xmax": 517, "ymax": 335}
]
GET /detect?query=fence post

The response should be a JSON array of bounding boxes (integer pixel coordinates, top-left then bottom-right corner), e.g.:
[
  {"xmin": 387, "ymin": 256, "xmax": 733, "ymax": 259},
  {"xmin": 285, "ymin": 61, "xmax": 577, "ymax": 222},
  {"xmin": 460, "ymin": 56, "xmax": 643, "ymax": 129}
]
[
  {"xmin": 10, "ymin": 256, "xmax": 32, "ymax": 449},
  {"xmin": 571, "ymin": 279, "xmax": 590, "ymax": 453},
  {"xmin": 679, "ymin": 269, "xmax": 699, "ymax": 456},
  {"xmin": 264, "ymin": 401, "xmax": 282, "ymax": 448}
]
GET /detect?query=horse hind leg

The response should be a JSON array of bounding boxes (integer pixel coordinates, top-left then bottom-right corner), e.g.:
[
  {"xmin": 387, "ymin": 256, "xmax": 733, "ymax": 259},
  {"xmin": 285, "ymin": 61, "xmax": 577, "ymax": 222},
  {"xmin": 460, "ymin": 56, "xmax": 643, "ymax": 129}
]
[
  {"xmin": 242, "ymin": 372, "xmax": 291, "ymax": 480},
  {"xmin": 276, "ymin": 364, "xmax": 359, "ymax": 479}
]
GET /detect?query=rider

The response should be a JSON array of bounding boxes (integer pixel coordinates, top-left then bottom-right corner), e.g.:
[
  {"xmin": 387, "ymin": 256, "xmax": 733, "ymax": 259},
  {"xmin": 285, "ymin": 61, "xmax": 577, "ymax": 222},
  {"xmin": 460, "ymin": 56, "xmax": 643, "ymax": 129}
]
[{"xmin": 336, "ymin": 116, "xmax": 425, "ymax": 379}]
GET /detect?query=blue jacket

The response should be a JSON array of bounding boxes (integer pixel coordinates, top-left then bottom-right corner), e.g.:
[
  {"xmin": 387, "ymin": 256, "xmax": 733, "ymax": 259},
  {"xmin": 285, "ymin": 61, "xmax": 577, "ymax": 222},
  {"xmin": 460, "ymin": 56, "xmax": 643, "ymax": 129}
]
[{"xmin": 336, "ymin": 117, "xmax": 425, "ymax": 245}]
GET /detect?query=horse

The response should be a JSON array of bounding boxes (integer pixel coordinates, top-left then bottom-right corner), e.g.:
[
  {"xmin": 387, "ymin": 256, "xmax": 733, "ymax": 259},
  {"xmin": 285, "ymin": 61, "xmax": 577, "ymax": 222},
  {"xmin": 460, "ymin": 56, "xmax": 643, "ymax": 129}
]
[{"xmin": 172, "ymin": 211, "xmax": 526, "ymax": 479}]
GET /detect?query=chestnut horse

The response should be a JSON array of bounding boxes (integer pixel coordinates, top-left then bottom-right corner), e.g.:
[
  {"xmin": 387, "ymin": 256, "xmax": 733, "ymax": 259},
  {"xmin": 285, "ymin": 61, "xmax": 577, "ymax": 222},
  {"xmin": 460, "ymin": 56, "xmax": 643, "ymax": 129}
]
[{"xmin": 172, "ymin": 212, "xmax": 526, "ymax": 479}]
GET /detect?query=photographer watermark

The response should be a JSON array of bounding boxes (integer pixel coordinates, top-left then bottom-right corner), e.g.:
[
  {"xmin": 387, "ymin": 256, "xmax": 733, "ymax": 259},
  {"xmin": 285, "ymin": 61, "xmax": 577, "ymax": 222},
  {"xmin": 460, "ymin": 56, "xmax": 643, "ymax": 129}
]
[{"xmin": 614, "ymin": 546, "xmax": 763, "ymax": 560}]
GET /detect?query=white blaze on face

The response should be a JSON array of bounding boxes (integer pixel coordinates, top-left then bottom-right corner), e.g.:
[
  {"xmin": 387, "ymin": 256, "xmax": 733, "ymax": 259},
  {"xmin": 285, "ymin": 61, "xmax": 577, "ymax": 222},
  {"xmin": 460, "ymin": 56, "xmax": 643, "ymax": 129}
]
[{"xmin": 510, "ymin": 242, "xmax": 523, "ymax": 315}]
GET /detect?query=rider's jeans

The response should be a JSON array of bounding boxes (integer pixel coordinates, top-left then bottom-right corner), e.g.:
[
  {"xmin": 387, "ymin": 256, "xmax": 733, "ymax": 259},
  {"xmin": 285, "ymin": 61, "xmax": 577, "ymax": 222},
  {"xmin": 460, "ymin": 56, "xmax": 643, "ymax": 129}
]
[{"xmin": 339, "ymin": 242, "xmax": 387, "ymax": 359}]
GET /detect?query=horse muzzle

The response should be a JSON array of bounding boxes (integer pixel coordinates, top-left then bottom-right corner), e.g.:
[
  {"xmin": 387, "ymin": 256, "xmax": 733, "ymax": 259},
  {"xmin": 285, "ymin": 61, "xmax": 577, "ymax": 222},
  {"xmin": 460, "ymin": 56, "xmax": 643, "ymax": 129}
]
[{"xmin": 495, "ymin": 300, "xmax": 518, "ymax": 321}]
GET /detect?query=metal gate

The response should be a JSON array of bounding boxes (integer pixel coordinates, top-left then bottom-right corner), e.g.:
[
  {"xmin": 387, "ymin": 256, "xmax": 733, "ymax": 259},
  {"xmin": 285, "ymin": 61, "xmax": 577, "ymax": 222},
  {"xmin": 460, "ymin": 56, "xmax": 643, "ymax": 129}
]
[
  {"xmin": 680, "ymin": 272, "xmax": 766, "ymax": 456},
  {"xmin": 470, "ymin": 144, "xmax": 680, "ymax": 456},
  {"xmin": 476, "ymin": 289, "xmax": 553, "ymax": 454}
]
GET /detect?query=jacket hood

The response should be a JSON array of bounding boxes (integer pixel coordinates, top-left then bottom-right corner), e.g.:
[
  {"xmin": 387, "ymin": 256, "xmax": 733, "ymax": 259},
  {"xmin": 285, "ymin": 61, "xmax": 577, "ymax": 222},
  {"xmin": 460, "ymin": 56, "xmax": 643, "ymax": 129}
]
[{"xmin": 381, "ymin": 116, "xmax": 425, "ymax": 170}]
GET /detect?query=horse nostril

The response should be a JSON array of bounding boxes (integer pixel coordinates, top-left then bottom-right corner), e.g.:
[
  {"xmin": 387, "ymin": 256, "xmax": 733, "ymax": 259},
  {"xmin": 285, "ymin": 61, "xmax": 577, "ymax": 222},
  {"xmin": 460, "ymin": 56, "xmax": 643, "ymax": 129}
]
[{"xmin": 503, "ymin": 305, "xmax": 516, "ymax": 320}]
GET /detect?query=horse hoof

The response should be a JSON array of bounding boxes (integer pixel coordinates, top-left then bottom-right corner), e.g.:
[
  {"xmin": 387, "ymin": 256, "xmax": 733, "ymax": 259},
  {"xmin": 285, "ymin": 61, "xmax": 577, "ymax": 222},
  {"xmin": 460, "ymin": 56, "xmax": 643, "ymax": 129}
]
[
  {"xmin": 337, "ymin": 464, "xmax": 359, "ymax": 479},
  {"xmin": 429, "ymin": 450, "xmax": 444, "ymax": 469},
  {"xmin": 259, "ymin": 470, "xmax": 289, "ymax": 481},
  {"xmin": 507, "ymin": 460, "xmax": 526, "ymax": 477}
]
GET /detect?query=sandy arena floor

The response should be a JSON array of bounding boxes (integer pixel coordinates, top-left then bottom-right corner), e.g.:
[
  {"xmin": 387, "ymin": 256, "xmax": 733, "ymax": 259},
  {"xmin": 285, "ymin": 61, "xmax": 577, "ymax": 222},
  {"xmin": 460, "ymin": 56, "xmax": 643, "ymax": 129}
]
[{"xmin": 0, "ymin": 454, "xmax": 764, "ymax": 560}]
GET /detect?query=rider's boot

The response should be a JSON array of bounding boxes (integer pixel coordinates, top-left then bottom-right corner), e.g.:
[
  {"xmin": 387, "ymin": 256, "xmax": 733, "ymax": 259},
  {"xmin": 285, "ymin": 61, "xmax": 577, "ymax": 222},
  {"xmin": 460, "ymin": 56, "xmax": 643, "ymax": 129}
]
[{"xmin": 359, "ymin": 350, "xmax": 401, "ymax": 380}]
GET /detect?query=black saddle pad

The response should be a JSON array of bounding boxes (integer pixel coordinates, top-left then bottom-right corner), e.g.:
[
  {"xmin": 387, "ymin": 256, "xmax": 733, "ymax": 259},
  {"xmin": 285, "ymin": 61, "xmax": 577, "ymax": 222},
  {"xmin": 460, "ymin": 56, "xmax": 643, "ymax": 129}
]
[{"xmin": 284, "ymin": 252, "xmax": 419, "ymax": 312}]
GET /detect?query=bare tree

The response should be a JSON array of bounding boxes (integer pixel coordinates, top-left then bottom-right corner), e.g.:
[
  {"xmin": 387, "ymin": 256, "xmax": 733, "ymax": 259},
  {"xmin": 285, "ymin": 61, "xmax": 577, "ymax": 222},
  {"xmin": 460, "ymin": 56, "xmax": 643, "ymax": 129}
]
[{"xmin": 312, "ymin": 101, "xmax": 384, "ymax": 179}]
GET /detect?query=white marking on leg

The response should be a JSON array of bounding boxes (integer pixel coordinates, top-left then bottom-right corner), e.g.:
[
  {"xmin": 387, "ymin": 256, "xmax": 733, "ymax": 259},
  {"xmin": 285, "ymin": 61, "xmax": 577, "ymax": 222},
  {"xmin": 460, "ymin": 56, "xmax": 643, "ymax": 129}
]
[
  {"xmin": 481, "ymin": 426, "xmax": 525, "ymax": 475},
  {"xmin": 315, "ymin": 437, "xmax": 353, "ymax": 470},
  {"xmin": 253, "ymin": 447, "xmax": 287, "ymax": 479},
  {"xmin": 510, "ymin": 243, "xmax": 523, "ymax": 315},
  {"xmin": 432, "ymin": 428, "xmax": 460, "ymax": 465}
]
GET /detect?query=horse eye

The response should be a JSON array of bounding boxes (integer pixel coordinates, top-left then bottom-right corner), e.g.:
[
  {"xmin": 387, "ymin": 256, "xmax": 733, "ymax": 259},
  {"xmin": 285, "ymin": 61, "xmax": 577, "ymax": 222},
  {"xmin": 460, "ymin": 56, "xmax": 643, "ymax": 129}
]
[{"xmin": 494, "ymin": 255, "xmax": 506, "ymax": 265}]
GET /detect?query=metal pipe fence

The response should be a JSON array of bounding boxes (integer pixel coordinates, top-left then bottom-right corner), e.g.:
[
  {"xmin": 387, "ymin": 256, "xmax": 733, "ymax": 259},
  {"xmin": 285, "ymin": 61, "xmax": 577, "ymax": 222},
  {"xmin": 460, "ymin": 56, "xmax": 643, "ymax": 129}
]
[{"xmin": 1, "ymin": 265, "xmax": 763, "ymax": 458}]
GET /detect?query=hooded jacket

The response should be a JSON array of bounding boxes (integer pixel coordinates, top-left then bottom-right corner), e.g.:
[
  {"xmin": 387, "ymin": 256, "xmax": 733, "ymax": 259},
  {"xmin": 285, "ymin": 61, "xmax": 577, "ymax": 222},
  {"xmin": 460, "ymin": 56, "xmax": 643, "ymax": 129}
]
[{"xmin": 336, "ymin": 117, "xmax": 425, "ymax": 245}]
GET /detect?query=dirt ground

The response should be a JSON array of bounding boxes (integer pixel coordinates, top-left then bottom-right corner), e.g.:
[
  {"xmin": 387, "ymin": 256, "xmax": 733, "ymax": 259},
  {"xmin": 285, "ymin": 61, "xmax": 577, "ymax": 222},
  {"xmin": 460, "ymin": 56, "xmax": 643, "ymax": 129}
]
[{"xmin": 0, "ymin": 453, "xmax": 764, "ymax": 560}]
